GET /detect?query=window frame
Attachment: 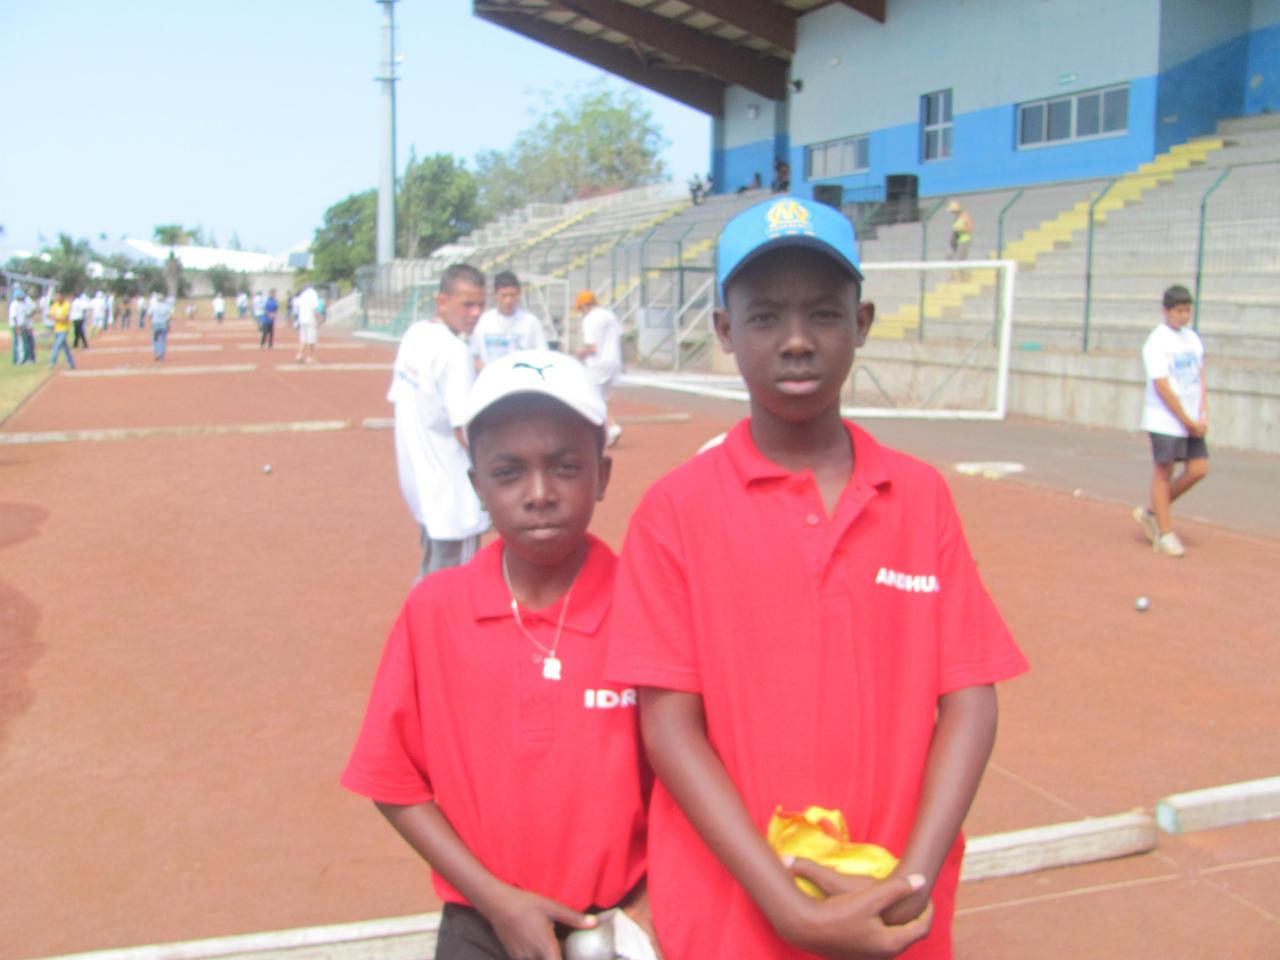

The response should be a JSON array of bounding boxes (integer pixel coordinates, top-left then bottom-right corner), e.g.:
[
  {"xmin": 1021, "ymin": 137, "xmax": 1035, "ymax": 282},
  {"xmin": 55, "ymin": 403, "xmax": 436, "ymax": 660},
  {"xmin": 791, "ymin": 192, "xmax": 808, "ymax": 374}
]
[
  {"xmin": 1017, "ymin": 83, "xmax": 1129, "ymax": 150},
  {"xmin": 806, "ymin": 133, "xmax": 871, "ymax": 180},
  {"xmin": 920, "ymin": 89, "xmax": 953, "ymax": 163}
]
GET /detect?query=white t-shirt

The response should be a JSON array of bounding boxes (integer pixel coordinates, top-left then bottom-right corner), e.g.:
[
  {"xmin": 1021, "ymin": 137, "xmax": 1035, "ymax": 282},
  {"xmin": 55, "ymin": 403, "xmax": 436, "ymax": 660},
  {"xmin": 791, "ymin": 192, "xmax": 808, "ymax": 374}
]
[
  {"xmin": 70, "ymin": 295, "xmax": 89, "ymax": 321},
  {"xmin": 581, "ymin": 306, "xmax": 622, "ymax": 385},
  {"xmin": 387, "ymin": 320, "xmax": 488, "ymax": 540},
  {"xmin": 470, "ymin": 307, "xmax": 548, "ymax": 367},
  {"xmin": 1140, "ymin": 322, "xmax": 1204, "ymax": 437},
  {"xmin": 295, "ymin": 287, "xmax": 321, "ymax": 326},
  {"xmin": 9, "ymin": 298, "xmax": 33, "ymax": 329},
  {"xmin": 212, "ymin": 295, "xmax": 226, "ymax": 314}
]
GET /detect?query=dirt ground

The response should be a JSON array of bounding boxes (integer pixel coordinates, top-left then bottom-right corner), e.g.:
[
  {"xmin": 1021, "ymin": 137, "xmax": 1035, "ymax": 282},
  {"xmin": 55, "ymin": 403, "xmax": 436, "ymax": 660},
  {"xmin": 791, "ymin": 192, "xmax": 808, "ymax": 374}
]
[{"xmin": 1, "ymin": 320, "xmax": 1276, "ymax": 958}]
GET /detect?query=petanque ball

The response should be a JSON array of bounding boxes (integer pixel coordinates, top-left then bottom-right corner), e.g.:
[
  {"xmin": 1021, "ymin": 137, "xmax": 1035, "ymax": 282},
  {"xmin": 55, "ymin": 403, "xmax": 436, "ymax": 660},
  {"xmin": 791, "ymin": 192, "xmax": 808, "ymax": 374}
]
[
  {"xmin": 1134, "ymin": 596, "xmax": 1150, "ymax": 612},
  {"xmin": 263, "ymin": 464, "xmax": 273, "ymax": 475},
  {"xmin": 564, "ymin": 922, "xmax": 615, "ymax": 960}
]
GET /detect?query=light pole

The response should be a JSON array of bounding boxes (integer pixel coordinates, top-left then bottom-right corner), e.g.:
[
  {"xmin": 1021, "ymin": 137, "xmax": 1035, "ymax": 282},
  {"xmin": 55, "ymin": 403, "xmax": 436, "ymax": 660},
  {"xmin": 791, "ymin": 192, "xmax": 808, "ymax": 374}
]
[{"xmin": 375, "ymin": 0, "xmax": 399, "ymax": 265}]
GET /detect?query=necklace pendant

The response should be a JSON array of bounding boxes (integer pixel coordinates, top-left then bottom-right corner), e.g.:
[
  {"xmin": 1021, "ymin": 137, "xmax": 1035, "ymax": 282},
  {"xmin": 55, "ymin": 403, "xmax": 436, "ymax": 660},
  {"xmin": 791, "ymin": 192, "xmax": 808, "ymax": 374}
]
[{"xmin": 541, "ymin": 656, "xmax": 562, "ymax": 681}]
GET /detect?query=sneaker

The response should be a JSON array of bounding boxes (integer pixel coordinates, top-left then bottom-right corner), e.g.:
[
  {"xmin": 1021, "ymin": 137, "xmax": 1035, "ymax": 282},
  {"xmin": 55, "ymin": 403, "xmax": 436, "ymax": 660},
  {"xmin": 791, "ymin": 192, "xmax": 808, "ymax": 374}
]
[
  {"xmin": 1155, "ymin": 531, "xmax": 1186, "ymax": 557},
  {"xmin": 606, "ymin": 424, "xmax": 623, "ymax": 448},
  {"xmin": 1132, "ymin": 506, "xmax": 1159, "ymax": 545}
]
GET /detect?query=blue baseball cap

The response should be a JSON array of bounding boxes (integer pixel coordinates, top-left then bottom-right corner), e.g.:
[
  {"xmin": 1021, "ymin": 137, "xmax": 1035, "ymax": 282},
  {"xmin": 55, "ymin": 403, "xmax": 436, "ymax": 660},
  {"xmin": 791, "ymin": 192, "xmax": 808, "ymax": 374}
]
[{"xmin": 716, "ymin": 195, "xmax": 862, "ymax": 302}]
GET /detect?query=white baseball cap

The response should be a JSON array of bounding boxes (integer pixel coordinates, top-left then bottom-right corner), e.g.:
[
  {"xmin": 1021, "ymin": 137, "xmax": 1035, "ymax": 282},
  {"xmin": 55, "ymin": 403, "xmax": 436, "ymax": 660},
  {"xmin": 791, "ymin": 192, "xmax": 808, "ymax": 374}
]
[{"xmin": 465, "ymin": 349, "xmax": 606, "ymax": 436}]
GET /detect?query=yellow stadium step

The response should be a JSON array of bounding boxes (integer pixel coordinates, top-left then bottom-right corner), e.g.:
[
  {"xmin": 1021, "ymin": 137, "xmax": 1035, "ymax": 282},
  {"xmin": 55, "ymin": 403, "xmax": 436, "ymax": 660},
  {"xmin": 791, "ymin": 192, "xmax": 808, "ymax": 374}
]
[
  {"xmin": 549, "ymin": 200, "xmax": 692, "ymax": 280},
  {"xmin": 876, "ymin": 135, "xmax": 1223, "ymax": 337}
]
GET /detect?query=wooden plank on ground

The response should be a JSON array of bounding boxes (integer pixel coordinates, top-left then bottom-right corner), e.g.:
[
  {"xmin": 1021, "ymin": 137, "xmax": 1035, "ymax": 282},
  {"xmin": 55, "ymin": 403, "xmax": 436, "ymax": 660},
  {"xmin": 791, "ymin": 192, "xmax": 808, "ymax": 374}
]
[
  {"xmin": 961, "ymin": 811, "xmax": 1157, "ymax": 881},
  {"xmin": 1155, "ymin": 776, "xmax": 1280, "ymax": 834},
  {"xmin": 38, "ymin": 913, "xmax": 440, "ymax": 960}
]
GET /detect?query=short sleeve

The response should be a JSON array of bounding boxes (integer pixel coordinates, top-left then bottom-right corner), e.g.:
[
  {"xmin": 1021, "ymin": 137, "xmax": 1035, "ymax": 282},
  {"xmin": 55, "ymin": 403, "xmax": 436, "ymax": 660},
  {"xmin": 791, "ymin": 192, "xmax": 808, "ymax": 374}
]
[
  {"xmin": 933, "ymin": 480, "xmax": 1028, "ymax": 694},
  {"xmin": 1143, "ymin": 331, "xmax": 1169, "ymax": 381},
  {"xmin": 605, "ymin": 487, "xmax": 701, "ymax": 692},
  {"xmin": 340, "ymin": 606, "xmax": 434, "ymax": 804}
]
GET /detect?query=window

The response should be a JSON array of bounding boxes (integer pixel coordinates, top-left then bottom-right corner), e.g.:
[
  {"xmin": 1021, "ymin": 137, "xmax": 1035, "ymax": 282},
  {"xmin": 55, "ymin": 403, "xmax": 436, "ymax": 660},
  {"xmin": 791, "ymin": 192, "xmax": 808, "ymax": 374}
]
[
  {"xmin": 921, "ymin": 89, "xmax": 953, "ymax": 162},
  {"xmin": 806, "ymin": 134, "xmax": 870, "ymax": 179},
  {"xmin": 1018, "ymin": 83, "xmax": 1129, "ymax": 148}
]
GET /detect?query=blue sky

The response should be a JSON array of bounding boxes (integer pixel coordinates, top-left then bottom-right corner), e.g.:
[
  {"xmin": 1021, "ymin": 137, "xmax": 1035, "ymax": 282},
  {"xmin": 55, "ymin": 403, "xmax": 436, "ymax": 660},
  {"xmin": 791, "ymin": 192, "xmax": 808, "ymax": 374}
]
[{"xmin": 0, "ymin": 1, "xmax": 711, "ymax": 258}]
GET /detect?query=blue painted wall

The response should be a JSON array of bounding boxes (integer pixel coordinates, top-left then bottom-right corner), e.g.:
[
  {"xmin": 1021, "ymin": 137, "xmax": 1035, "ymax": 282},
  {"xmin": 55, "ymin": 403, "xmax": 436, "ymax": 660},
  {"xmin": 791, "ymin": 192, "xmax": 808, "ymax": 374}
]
[
  {"xmin": 1155, "ymin": 33, "xmax": 1250, "ymax": 152},
  {"xmin": 714, "ymin": 2, "xmax": 1277, "ymax": 205},
  {"xmin": 717, "ymin": 139, "xmax": 774, "ymax": 193},
  {"xmin": 1245, "ymin": 21, "xmax": 1280, "ymax": 114},
  {"xmin": 797, "ymin": 77, "xmax": 1158, "ymax": 201}
]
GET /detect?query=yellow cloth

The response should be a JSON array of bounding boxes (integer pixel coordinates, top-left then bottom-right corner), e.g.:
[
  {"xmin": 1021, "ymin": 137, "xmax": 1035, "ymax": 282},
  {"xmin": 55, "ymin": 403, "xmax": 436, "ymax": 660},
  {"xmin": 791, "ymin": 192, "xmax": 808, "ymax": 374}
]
[
  {"xmin": 50, "ymin": 301, "xmax": 70, "ymax": 333},
  {"xmin": 767, "ymin": 805, "xmax": 899, "ymax": 898}
]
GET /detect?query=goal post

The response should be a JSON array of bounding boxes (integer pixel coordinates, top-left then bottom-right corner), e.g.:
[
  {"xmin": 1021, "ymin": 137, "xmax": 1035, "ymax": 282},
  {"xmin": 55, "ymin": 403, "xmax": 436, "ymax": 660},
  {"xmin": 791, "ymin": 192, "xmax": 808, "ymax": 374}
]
[{"xmin": 848, "ymin": 258, "xmax": 1018, "ymax": 420}]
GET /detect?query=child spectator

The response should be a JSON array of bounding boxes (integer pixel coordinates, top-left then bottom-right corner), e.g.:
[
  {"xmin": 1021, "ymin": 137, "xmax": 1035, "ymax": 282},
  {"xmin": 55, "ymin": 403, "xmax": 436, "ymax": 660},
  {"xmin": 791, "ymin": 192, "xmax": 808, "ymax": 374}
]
[
  {"xmin": 606, "ymin": 196, "xmax": 1028, "ymax": 959},
  {"xmin": 1132, "ymin": 284, "xmax": 1208, "ymax": 558},
  {"xmin": 470, "ymin": 271, "xmax": 547, "ymax": 368},
  {"xmin": 388, "ymin": 264, "xmax": 490, "ymax": 578},
  {"xmin": 342, "ymin": 349, "xmax": 651, "ymax": 959},
  {"xmin": 48, "ymin": 293, "xmax": 74, "ymax": 369}
]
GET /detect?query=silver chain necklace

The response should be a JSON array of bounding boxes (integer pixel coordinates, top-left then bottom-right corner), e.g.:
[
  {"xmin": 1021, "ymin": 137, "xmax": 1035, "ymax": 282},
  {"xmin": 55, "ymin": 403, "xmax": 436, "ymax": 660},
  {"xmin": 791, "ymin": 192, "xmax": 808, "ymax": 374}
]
[{"xmin": 501, "ymin": 550, "xmax": 577, "ymax": 681}]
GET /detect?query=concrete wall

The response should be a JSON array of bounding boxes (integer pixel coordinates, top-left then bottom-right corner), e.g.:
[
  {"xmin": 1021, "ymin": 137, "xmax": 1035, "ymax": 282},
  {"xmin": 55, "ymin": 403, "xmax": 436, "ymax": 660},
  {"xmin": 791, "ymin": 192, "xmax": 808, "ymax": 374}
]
[{"xmin": 864, "ymin": 344, "xmax": 1277, "ymax": 453}]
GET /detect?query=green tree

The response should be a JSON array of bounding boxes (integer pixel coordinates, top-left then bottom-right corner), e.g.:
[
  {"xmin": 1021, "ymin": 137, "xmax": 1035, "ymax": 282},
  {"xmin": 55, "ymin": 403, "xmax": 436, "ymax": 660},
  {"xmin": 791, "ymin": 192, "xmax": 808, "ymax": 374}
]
[
  {"xmin": 207, "ymin": 264, "xmax": 239, "ymax": 297},
  {"xmin": 11, "ymin": 233, "xmax": 94, "ymax": 293},
  {"xmin": 153, "ymin": 224, "xmax": 197, "ymax": 247},
  {"xmin": 310, "ymin": 190, "xmax": 377, "ymax": 284},
  {"xmin": 476, "ymin": 84, "xmax": 668, "ymax": 216},
  {"xmin": 398, "ymin": 149, "xmax": 480, "ymax": 259}
]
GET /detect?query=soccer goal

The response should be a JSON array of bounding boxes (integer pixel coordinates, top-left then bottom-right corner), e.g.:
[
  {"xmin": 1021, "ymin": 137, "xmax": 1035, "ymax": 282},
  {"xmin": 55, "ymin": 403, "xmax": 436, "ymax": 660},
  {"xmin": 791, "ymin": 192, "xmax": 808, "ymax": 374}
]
[{"xmin": 849, "ymin": 258, "xmax": 1017, "ymax": 420}]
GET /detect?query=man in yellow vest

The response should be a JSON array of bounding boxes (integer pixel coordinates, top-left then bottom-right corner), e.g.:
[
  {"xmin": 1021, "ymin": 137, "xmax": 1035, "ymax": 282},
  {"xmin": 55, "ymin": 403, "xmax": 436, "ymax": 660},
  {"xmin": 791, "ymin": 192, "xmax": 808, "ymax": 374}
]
[{"xmin": 947, "ymin": 200, "xmax": 973, "ymax": 280}]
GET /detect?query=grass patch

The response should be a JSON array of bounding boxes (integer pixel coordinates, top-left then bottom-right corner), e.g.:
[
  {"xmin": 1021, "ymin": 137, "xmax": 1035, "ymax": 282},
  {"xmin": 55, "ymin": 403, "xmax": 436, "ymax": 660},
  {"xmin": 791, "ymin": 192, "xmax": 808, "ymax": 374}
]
[{"xmin": 0, "ymin": 347, "xmax": 51, "ymax": 422}]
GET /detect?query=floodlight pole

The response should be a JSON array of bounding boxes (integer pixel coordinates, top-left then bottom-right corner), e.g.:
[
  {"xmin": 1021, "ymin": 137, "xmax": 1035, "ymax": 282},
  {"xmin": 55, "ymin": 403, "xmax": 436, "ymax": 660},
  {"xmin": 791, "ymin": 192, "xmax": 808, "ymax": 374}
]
[{"xmin": 375, "ymin": 0, "xmax": 399, "ymax": 265}]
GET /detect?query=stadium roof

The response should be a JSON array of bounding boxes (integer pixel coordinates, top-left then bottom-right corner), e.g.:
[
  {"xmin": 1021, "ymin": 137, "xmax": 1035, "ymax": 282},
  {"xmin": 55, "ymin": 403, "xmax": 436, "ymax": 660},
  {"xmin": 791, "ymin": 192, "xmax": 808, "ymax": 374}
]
[{"xmin": 473, "ymin": 0, "xmax": 885, "ymax": 117}]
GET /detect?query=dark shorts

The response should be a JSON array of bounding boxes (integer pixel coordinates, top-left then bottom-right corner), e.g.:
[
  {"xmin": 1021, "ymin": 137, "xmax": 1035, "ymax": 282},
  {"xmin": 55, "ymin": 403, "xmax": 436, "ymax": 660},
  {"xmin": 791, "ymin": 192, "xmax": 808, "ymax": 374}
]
[
  {"xmin": 1149, "ymin": 432, "xmax": 1209, "ymax": 465},
  {"xmin": 436, "ymin": 903, "xmax": 585, "ymax": 960}
]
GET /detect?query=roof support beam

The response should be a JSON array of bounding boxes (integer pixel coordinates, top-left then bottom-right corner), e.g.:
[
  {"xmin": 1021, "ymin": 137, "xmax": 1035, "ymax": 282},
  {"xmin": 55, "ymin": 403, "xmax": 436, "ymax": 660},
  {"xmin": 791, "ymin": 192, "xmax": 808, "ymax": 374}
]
[
  {"xmin": 833, "ymin": 0, "xmax": 886, "ymax": 23},
  {"xmin": 476, "ymin": 7, "xmax": 726, "ymax": 116},
  {"xmin": 556, "ymin": 0, "xmax": 787, "ymax": 101},
  {"xmin": 679, "ymin": 0, "xmax": 796, "ymax": 53}
]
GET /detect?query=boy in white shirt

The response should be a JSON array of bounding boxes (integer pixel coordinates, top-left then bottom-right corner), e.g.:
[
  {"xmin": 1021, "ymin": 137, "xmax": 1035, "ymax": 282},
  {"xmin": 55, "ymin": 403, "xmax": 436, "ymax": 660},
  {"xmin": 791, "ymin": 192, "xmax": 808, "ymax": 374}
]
[
  {"xmin": 388, "ymin": 263, "xmax": 490, "ymax": 578},
  {"xmin": 470, "ymin": 271, "xmax": 547, "ymax": 368},
  {"xmin": 574, "ymin": 290, "xmax": 623, "ymax": 447},
  {"xmin": 1133, "ymin": 285, "xmax": 1208, "ymax": 558},
  {"xmin": 293, "ymin": 284, "xmax": 325, "ymax": 364}
]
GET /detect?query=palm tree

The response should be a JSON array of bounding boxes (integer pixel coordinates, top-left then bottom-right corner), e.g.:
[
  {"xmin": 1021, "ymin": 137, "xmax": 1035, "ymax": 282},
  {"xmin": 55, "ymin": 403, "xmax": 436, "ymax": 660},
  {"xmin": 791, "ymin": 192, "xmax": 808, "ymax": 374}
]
[
  {"xmin": 46, "ymin": 234, "xmax": 94, "ymax": 294},
  {"xmin": 153, "ymin": 224, "xmax": 196, "ymax": 247}
]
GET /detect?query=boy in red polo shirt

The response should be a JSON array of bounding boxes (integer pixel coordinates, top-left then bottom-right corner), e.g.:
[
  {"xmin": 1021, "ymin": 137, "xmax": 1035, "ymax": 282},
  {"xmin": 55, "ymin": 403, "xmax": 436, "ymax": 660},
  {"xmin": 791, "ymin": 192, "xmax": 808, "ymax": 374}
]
[
  {"xmin": 605, "ymin": 197, "xmax": 1028, "ymax": 960},
  {"xmin": 342, "ymin": 350, "xmax": 651, "ymax": 959}
]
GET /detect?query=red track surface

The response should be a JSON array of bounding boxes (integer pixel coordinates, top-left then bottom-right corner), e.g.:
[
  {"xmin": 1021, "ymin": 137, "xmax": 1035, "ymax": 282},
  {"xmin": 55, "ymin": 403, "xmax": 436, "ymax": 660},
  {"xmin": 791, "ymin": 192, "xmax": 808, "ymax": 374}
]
[{"xmin": 2, "ymin": 321, "xmax": 1276, "ymax": 958}]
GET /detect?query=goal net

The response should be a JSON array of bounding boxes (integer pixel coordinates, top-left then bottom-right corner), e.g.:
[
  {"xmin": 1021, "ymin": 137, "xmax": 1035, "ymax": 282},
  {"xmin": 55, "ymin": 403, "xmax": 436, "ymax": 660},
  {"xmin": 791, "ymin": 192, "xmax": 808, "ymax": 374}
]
[{"xmin": 849, "ymin": 259, "xmax": 1017, "ymax": 420}]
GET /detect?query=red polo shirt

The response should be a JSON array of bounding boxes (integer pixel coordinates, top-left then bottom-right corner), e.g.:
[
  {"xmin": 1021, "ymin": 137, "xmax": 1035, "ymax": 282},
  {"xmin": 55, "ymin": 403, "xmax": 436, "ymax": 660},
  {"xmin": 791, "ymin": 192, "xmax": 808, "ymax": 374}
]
[
  {"xmin": 605, "ymin": 420, "xmax": 1027, "ymax": 960},
  {"xmin": 342, "ymin": 536, "xmax": 647, "ymax": 911}
]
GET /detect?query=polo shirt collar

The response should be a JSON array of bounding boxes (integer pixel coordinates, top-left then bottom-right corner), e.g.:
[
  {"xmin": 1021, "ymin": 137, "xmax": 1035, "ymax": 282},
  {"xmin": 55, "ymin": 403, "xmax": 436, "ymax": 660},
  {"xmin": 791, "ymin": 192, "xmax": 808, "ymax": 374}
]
[
  {"xmin": 470, "ymin": 534, "xmax": 613, "ymax": 636},
  {"xmin": 723, "ymin": 417, "xmax": 892, "ymax": 492}
]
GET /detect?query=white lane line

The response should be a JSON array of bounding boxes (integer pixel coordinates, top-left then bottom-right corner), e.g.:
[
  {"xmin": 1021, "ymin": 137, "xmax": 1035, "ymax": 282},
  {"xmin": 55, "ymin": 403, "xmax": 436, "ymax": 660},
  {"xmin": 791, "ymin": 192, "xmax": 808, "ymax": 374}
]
[
  {"xmin": 0, "ymin": 420, "xmax": 353, "ymax": 444},
  {"xmin": 65, "ymin": 365, "xmax": 257, "ymax": 378}
]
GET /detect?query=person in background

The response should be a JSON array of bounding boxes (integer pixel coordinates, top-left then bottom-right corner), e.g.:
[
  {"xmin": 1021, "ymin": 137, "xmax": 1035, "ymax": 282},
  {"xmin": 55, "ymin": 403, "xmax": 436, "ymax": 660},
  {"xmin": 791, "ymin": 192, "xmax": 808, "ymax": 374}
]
[{"xmin": 573, "ymin": 290, "xmax": 623, "ymax": 448}]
